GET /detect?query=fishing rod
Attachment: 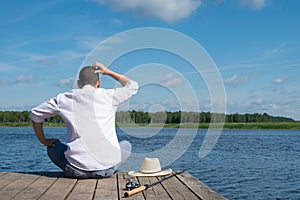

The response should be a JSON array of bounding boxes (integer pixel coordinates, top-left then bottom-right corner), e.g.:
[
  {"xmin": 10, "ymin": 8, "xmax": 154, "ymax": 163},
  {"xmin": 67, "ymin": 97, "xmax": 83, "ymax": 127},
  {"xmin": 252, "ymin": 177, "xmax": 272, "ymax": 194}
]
[{"xmin": 123, "ymin": 166, "xmax": 195, "ymax": 198}]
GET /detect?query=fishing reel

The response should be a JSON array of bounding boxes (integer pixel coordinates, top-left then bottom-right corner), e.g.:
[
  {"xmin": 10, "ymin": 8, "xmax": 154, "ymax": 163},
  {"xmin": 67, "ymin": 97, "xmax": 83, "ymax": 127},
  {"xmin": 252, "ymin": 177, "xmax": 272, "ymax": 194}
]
[{"xmin": 125, "ymin": 179, "xmax": 140, "ymax": 190}]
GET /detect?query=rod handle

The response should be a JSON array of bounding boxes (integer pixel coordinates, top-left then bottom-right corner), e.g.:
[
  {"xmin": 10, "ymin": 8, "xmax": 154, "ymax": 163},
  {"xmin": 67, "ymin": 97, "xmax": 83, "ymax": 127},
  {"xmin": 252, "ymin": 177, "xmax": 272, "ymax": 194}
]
[{"xmin": 124, "ymin": 185, "xmax": 147, "ymax": 197}]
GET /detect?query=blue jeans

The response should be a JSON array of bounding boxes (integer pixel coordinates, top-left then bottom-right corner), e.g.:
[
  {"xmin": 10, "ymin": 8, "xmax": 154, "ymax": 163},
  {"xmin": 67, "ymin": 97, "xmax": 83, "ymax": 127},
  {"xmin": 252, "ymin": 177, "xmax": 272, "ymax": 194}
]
[{"xmin": 47, "ymin": 141, "xmax": 115, "ymax": 179}]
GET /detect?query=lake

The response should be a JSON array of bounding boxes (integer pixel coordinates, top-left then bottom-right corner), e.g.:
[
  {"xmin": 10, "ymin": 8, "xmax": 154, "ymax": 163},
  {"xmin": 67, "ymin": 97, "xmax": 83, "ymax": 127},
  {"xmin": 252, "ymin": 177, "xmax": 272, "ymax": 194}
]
[{"xmin": 0, "ymin": 127, "xmax": 299, "ymax": 200}]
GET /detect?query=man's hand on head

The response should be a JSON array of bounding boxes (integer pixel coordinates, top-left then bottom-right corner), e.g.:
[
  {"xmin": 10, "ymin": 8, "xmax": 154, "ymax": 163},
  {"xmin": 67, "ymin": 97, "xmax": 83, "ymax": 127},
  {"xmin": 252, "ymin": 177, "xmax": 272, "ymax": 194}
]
[
  {"xmin": 92, "ymin": 62, "xmax": 108, "ymax": 75},
  {"xmin": 92, "ymin": 61, "xmax": 130, "ymax": 86}
]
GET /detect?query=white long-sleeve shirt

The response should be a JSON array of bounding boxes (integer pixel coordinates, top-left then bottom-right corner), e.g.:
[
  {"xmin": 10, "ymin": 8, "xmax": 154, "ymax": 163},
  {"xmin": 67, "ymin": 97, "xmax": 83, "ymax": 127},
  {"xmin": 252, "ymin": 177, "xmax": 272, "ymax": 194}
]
[{"xmin": 30, "ymin": 80, "xmax": 138, "ymax": 171}]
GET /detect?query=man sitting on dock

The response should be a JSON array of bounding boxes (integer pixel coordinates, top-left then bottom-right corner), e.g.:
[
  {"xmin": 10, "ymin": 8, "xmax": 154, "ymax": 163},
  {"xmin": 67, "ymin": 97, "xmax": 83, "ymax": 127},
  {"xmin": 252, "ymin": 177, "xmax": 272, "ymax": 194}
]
[{"xmin": 30, "ymin": 62, "xmax": 138, "ymax": 178}]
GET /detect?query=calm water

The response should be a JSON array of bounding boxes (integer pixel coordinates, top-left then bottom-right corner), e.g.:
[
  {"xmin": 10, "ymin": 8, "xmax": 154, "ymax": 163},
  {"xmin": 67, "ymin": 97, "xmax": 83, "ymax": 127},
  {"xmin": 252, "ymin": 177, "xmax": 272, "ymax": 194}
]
[{"xmin": 0, "ymin": 127, "xmax": 299, "ymax": 200}]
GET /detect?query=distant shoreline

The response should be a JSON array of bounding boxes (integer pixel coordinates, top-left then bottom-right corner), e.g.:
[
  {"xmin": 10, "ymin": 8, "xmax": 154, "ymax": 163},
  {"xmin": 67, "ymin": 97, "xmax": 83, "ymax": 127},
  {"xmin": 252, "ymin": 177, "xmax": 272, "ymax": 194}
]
[
  {"xmin": 118, "ymin": 122, "xmax": 300, "ymax": 130},
  {"xmin": 1, "ymin": 122, "xmax": 300, "ymax": 130}
]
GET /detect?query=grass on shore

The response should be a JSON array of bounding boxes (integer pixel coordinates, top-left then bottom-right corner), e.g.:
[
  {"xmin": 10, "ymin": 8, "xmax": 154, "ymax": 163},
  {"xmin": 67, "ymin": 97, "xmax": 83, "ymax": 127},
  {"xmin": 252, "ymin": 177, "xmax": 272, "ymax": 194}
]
[
  {"xmin": 116, "ymin": 122, "xmax": 300, "ymax": 130},
  {"xmin": 1, "ymin": 122, "xmax": 300, "ymax": 130},
  {"xmin": 221, "ymin": 122, "xmax": 300, "ymax": 130},
  {"xmin": 0, "ymin": 122, "xmax": 65, "ymax": 127}
]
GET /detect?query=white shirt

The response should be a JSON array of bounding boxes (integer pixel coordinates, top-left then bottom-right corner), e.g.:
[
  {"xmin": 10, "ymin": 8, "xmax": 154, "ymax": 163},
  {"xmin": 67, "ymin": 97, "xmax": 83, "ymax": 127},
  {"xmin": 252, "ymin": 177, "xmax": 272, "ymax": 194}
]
[{"xmin": 30, "ymin": 80, "xmax": 138, "ymax": 171}]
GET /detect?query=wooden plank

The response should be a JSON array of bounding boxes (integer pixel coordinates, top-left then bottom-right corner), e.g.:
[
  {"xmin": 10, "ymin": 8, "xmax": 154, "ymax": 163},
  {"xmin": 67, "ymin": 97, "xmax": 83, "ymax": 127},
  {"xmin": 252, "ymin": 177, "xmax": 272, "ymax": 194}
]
[
  {"xmin": 0, "ymin": 172, "xmax": 22, "ymax": 190},
  {"xmin": 118, "ymin": 171, "xmax": 145, "ymax": 200},
  {"xmin": 0, "ymin": 172, "xmax": 42, "ymax": 200},
  {"xmin": 148, "ymin": 176, "xmax": 171, "ymax": 199},
  {"xmin": 160, "ymin": 174, "xmax": 200, "ymax": 200},
  {"xmin": 94, "ymin": 173, "xmax": 118, "ymax": 200},
  {"xmin": 138, "ymin": 176, "xmax": 170, "ymax": 200},
  {"xmin": 66, "ymin": 178, "xmax": 97, "ymax": 200},
  {"xmin": 11, "ymin": 172, "xmax": 61, "ymax": 200},
  {"xmin": 176, "ymin": 172, "xmax": 226, "ymax": 200},
  {"xmin": 137, "ymin": 176, "xmax": 156, "ymax": 199},
  {"xmin": 38, "ymin": 176, "xmax": 77, "ymax": 200},
  {"xmin": 0, "ymin": 172, "xmax": 7, "ymax": 177},
  {"xmin": 0, "ymin": 172, "xmax": 225, "ymax": 200}
]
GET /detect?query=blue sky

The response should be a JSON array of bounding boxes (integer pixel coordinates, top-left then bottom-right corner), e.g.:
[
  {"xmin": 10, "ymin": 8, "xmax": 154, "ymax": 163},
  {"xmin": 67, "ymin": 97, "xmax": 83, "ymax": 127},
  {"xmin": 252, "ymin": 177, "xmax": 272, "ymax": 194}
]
[{"xmin": 0, "ymin": 0, "xmax": 299, "ymax": 120}]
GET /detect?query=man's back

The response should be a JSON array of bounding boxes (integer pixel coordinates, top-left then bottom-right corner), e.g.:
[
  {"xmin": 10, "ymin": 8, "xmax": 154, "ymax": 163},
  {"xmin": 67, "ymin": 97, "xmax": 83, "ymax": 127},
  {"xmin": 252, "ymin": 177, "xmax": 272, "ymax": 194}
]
[{"xmin": 30, "ymin": 63, "xmax": 138, "ymax": 175}]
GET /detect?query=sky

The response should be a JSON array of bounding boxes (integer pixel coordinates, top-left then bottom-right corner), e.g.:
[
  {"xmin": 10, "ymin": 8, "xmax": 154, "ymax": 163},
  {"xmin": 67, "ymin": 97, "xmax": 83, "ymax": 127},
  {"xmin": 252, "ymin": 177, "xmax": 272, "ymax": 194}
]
[{"xmin": 0, "ymin": 0, "xmax": 299, "ymax": 120}]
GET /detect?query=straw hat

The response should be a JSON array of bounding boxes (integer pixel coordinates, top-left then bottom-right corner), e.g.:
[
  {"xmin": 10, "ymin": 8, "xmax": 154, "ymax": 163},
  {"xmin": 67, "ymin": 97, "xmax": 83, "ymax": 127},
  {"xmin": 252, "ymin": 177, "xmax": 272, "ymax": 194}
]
[{"xmin": 128, "ymin": 157, "xmax": 172, "ymax": 177}]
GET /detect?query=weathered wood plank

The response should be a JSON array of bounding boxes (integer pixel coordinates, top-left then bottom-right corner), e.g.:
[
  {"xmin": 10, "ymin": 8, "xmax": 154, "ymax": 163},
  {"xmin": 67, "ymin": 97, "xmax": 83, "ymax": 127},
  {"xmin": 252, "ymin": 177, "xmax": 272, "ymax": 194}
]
[
  {"xmin": 176, "ymin": 172, "xmax": 226, "ymax": 200},
  {"xmin": 11, "ymin": 172, "xmax": 60, "ymax": 200},
  {"xmin": 0, "ymin": 172, "xmax": 22, "ymax": 190},
  {"xmin": 160, "ymin": 174, "xmax": 200, "ymax": 200},
  {"xmin": 94, "ymin": 173, "xmax": 118, "ymax": 200},
  {"xmin": 119, "ymin": 172, "xmax": 145, "ymax": 200},
  {"xmin": 138, "ymin": 176, "xmax": 170, "ymax": 200},
  {"xmin": 66, "ymin": 178, "xmax": 97, "ymax": 200},
  {"xmin": 148, "ymin": 176, "xmax": 171, "ymax": 199},
  {"xmin": 0, "ymin": 172, "xmax": 7, "ymax": 177},
  {"xmin": 137, "ymin": 176, "xmax": 156, "ymax": 199},
  {"xmin": 0, "ymin": 172, "xmax": 42, "ymax": 200},
  {"xmin": 0, "ymin": 171, "xmax": 225, "ymax": 200},
  {"xmin": 38, "ymin": 176, "xmax": 77, "ymax": 200}
]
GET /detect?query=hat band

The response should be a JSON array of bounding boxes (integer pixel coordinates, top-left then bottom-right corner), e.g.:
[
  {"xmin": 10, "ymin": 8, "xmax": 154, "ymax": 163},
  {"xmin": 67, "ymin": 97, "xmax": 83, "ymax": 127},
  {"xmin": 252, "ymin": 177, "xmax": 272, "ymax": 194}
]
[{"xmin": 140, "ymin": 169, "xmax": 162, "ymax": 174}]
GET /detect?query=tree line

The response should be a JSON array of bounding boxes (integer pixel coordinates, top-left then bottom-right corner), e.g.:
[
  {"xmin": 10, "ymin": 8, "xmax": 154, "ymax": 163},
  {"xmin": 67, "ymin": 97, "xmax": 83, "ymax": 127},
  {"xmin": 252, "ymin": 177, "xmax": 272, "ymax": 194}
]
[
  {"xmin": 0, "ymin": 110, "xmax": 294, "ymax": 125},
  {"xmin": 116, "ymin": 111, "xmax": 294, "ymax": 124}
]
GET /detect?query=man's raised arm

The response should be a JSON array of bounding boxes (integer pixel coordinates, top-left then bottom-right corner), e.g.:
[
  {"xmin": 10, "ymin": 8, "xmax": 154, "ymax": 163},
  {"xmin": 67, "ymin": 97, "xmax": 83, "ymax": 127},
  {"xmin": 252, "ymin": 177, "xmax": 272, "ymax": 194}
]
[{"xmin": 92, "ymin": 62, "xmax": 130, "ymax": 86}]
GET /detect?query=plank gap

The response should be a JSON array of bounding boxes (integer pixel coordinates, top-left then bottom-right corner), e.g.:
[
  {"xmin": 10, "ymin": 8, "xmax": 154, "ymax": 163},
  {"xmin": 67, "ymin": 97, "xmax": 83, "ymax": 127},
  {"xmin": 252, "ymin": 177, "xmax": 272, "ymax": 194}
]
[
  {"xmin": 37, "ymin": 173, "xmax": 61, "ymax": 199},
  {"xmin": 116, "ymin": 173, "xmax": 120, "ymax": 200},
  {"xmin": 63, "ymin": 179, "xmax": 78, "ymax": 200},
  {"xmin": 155, "ymin": 176, "xmax": 174, "ymax": 200},
  {"xmin": 91, "ymin": 179, "xmax": 98, "ymax": 200},
  {"xmin": 175, "ymin": 174, "xmax": 202, "ymax": 199}
]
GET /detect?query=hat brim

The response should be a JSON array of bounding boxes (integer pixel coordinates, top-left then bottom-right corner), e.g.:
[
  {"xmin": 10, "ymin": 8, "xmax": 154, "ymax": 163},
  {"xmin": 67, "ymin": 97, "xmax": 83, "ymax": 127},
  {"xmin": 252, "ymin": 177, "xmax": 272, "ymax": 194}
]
[{"xmin": 128, "ymin": 168, "xmax": 173, "ymax": 177}]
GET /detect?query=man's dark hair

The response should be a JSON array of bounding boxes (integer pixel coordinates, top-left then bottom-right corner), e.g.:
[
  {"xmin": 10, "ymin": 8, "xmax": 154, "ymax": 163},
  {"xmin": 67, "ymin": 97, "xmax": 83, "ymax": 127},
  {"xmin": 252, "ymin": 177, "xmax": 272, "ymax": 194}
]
[{"xmin": 79, "ymin": 66, "xmax": 99, "ymax": 87}]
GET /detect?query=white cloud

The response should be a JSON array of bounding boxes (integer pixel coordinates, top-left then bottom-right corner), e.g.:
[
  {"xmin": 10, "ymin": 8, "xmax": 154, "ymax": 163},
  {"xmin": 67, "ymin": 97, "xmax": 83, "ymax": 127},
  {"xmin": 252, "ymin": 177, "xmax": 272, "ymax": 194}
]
[
  {"xmin": 14, "ymin": 75, "xmax": 37, "ymax": 84},
  {"xmin": 96, "ymin": 0, "xmax": 202, "ymax": 23},
  {"xmin": 224, "ymin": 74, "xmax": 238, "ymax": 84},
  {"xmin": 273, "ymin": 77, "xmax": 283, "ymax": 84},
  {"xmin": 225, "ymin": 97, "xmax": 300, "ymax": 120},
  {"xmin": 160, "ymin": 73, "xmax": 183, "ymax": 87},
  {"xmin": 269, "ymin": 103, "xmax": 279, "ymax": 110},
  {"xmin": 223, "ymin": 74, "xmax": 248, "ymax": 84},
  {"xmin": 238, "ymin": 0, "xmax": 269, "ymax": 10},
  {"xmin": 95, "ymin": 0, "xmax": 270, "ymax": 24},
  {"xmin": 0, "ymin": 74, "xmax": 38, "ymax": 85},
  {"xmin": 57, "ymin": 77, "xmax": 76, "ymax": 88}
]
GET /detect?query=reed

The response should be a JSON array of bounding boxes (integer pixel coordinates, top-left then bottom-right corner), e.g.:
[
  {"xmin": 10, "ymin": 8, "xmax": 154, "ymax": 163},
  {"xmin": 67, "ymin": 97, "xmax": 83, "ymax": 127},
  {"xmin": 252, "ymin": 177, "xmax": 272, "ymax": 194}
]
[{"xmin": 1, "ymin": 122, "xmax": 300, "ymax": 130}]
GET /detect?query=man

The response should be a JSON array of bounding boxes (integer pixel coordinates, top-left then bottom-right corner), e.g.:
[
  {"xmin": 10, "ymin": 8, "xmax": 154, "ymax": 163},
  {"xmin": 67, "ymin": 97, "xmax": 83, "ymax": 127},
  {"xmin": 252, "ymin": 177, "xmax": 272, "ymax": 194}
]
[{"xmin": 30, "ymin": 62, "xmax": 138, "ymax": 178}]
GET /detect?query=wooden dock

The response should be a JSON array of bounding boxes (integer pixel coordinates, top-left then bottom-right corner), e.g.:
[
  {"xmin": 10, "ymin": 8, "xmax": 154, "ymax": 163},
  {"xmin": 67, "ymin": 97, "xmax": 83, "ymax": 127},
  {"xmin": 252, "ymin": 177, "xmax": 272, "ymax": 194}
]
[{"xmin": 0, "ymin": 171, "xmax": 226, "ymax": 200}]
